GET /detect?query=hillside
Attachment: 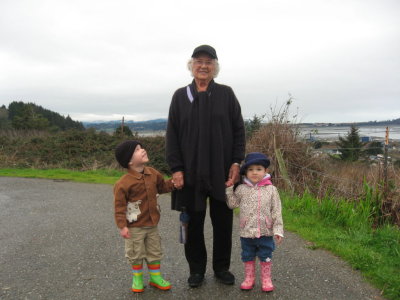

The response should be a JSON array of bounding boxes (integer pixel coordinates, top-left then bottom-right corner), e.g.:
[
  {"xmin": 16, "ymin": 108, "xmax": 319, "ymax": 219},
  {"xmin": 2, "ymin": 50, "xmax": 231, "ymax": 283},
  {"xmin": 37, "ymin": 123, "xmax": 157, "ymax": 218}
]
[{"xmin": 0, "ymin": 102, "xmax": 84, "ymax": 131}]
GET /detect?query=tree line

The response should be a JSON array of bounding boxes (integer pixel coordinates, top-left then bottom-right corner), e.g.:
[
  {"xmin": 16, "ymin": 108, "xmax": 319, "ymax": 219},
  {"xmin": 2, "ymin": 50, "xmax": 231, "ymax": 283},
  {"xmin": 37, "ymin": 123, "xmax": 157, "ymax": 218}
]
[{"xmin": 0, "ymin": 101, "xmax": 84, "ymax": 131}]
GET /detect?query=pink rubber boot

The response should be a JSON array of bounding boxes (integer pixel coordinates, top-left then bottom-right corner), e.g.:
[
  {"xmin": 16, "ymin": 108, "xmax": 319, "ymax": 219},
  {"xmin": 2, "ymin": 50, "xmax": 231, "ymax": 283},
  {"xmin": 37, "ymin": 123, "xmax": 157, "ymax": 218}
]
[
  {"xmin": 240, "ymin": 261, "xmax": 255, "ymax": 290},
  {"xmin": 260, "ymin": 261, "xmax": 274, "ymax": 292}
]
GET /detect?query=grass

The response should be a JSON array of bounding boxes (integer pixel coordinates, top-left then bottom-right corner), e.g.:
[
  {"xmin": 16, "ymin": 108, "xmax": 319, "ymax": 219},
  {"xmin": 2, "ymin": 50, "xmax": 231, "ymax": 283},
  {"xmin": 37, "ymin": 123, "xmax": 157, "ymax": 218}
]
[
  {"xmin": 0, "ymin": 168, "xmax": 124, "ymax": 184},
  {"xmin": 1, "ymin": 168, "xmax": 399, "ymax": 299},
  {"xmin": 282, "ymin": 192, "xmax": 400, "ymax": 300}
]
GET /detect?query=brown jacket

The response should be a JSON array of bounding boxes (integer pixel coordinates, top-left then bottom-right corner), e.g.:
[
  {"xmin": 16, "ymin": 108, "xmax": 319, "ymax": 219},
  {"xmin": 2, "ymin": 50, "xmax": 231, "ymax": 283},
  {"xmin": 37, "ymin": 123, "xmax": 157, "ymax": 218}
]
[{"xmin": 113, "ymin": 167, "xmax": 174, "ymax": 229}]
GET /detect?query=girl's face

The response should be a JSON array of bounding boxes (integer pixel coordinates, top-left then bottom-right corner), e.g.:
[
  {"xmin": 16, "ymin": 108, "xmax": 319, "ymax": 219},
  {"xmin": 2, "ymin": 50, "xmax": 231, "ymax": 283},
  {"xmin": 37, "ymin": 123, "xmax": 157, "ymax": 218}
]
[
  {"xmin": 246, "ymin": 164, "xmax": 267, "ymax": 184},
  {"xmin": 128, "ymin": 144, "xmax": 149, "ymax": 167}
]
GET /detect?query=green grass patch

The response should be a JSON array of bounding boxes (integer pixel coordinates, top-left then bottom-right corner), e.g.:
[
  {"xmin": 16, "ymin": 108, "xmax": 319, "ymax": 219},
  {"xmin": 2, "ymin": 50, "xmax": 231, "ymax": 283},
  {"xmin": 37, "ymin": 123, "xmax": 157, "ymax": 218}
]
[
  {"xmin": 282, "ymin": 192, "xmax": 400, "ymax": 300},
  {"xmin": 0, "ymin": 168, "xmax": 124, "ymax": 184}
]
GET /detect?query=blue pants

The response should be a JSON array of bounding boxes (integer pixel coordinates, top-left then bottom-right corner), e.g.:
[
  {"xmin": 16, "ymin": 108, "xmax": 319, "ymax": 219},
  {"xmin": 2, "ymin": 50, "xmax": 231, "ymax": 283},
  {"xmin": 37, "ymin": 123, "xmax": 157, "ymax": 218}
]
[{"xmin": 240, "ymin": 236, "xmax": 275, "ymax": 262}]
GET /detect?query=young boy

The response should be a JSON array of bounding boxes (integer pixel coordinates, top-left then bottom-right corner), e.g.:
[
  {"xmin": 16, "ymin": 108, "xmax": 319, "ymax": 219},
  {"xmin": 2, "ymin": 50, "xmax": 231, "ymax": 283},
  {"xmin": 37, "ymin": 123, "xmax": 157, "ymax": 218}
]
[{"xmin": 114, "ymin": 140, "xmax": 174, "ymax": 293}]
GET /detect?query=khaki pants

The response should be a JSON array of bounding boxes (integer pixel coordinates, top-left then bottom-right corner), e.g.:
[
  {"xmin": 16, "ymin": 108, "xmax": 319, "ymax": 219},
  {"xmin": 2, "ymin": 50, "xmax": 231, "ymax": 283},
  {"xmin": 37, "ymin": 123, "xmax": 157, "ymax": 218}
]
[{"xmin": 125, "ymin": 226, "xmax": 163, "ymax": 265}]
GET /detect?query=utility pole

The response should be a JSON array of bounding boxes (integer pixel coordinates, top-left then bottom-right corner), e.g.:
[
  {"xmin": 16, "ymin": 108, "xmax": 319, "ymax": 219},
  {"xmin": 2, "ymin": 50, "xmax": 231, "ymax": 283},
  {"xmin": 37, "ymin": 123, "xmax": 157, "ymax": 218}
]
[{"xmin": 121, "ymin": 116, "xmax": 124, "ymax": 134}]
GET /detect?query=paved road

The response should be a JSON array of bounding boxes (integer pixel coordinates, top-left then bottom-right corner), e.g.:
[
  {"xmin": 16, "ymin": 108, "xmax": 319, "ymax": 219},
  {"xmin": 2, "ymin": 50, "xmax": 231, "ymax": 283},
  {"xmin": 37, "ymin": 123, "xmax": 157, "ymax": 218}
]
[{"xmin": 0, "ymin": 177, "xmax": 384, "ymax": 300}]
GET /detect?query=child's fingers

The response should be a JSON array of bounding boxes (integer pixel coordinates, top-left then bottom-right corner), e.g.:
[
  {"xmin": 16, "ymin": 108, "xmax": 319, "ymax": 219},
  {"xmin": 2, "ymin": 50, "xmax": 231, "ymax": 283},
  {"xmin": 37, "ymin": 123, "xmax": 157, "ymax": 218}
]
[
  {"xmin": 274, "ymin": 235, "xmax": 283, "ymax": 244},
  {"xmin": 120, "ymin": 227, "xmax": 131, "ymax": 239},
  {"xmin": 225, "ymin": 179, "xmax": 233, "ymax": 187}
]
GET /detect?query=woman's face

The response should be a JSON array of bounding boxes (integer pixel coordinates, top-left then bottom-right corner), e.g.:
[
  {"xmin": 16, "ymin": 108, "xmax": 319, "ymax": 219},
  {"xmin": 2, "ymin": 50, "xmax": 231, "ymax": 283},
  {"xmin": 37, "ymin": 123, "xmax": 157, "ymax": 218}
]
[{"xmin": 192, "ymin": 54, "xmax": 215, "ymax": 82}]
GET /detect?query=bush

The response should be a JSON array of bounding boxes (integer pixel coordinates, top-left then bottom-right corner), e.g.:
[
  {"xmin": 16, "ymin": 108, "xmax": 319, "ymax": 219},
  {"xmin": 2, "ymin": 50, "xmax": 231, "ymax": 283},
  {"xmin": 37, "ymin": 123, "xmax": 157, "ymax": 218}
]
[{"xmin": 0, "ymin": 129, "xmax": 169, "ymax": 174}]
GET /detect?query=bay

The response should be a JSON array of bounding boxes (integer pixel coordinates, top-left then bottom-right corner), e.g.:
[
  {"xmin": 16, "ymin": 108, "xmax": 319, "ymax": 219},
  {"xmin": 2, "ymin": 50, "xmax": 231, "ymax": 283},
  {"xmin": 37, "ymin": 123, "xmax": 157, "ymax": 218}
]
[{"xmin": 299, "ymin": 125, "xmax": 400, "ymax": 141}]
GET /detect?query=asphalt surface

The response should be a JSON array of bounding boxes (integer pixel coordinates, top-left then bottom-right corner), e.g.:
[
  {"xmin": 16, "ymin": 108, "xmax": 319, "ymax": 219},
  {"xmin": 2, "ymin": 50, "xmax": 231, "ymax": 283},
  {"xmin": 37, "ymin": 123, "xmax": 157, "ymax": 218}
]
[{"xmin": 0, "ymin": 177, "xmax": 385, "ymax": 300}]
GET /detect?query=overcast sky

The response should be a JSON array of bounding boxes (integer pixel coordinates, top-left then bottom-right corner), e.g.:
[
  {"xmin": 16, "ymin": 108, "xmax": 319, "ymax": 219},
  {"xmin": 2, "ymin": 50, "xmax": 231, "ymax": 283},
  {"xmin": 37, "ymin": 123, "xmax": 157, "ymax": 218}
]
[{"xmin": 1, "ymin": 0, "xmax": 399, "ymax": 123}]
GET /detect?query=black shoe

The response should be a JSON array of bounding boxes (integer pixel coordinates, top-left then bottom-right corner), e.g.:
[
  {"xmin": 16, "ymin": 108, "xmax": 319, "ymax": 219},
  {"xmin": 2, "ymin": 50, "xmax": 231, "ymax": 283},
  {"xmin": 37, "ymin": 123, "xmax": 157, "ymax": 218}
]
[
  {"xmin": 188, "ymin": 273, "xmax": 204, "ymax": 288},
  {"xmin": 214, "ymin": 270, "xmax": 235, "ymax": 285}
]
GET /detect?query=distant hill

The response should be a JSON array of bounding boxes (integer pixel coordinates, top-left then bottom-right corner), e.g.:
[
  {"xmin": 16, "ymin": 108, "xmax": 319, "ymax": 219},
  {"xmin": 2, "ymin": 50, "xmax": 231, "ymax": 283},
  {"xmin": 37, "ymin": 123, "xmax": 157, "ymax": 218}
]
[
  {"xmin": 83, "ymin": 119, "xmax": 167, "ymax": 132},
  {"xmin": 84, "ymin": 116, "xmax": 400, "ymax": 132},
  {"xmin": 350, "ymin": 118, "xmax": 400, "ymax": 126},
  {"xmin": 0, "ymin": 101, "xmax": 84, "ymax": 131}
]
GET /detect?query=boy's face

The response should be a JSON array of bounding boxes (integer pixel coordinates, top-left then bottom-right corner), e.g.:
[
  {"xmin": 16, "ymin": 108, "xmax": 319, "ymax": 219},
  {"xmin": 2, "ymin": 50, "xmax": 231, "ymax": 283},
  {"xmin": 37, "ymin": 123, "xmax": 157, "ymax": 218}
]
[
  {"xmin": 128, "ymin": 144, "xmax": 149, "ymax": 167},
  {"xmin": 246, "ymin": 164, "xmax": 267, "ymax": 184}
]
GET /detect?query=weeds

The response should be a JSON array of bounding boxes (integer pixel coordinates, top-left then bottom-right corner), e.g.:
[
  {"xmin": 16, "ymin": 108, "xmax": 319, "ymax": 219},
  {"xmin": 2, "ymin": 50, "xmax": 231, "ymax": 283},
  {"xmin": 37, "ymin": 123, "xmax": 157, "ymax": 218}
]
[{"xmin": 246, "ymin": 99, "xmax": 399, "ymax": 226}]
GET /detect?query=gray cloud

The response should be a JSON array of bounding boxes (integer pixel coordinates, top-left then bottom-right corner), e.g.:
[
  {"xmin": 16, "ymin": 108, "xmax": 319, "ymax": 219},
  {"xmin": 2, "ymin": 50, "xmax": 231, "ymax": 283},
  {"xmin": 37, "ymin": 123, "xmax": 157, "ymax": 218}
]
[{"xmin": 1, "ymin": 0, "xmax": 399, "ymax": 122}]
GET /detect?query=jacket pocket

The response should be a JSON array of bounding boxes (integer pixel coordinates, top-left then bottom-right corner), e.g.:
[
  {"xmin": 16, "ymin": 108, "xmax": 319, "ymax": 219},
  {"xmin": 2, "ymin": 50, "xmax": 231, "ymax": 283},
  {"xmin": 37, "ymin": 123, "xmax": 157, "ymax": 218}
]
[{"xmin": 265, "ymin": 216, "xmax": 273, "ymax": 228}]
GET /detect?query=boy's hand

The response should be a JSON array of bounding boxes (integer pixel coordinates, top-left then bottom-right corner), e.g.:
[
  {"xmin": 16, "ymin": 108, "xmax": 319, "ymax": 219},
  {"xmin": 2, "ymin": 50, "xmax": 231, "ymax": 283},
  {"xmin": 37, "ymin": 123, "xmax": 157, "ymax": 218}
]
[
  {"xmin": 274, "ymin": 235, "xmax": 283, "ymax": 245},
  {"xmin": 120, "ymin": 227, "xmax": 131, "ymax": 239}
]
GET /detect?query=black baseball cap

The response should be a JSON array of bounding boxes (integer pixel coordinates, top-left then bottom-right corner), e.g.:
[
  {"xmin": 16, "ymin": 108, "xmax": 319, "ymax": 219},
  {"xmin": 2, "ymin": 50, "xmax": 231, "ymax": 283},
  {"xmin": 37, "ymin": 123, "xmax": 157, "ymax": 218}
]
[{"xmin": 191, "ymin": 45, "xmax": 218, "ymax": 59}]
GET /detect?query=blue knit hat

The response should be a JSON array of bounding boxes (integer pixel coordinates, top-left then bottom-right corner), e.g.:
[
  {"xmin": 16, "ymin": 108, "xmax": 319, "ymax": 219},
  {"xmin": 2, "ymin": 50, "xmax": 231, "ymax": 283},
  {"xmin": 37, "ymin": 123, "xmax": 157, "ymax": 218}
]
[{"xmin": 240, "ymin": 152, "xmax": 270, "ymax": 175}]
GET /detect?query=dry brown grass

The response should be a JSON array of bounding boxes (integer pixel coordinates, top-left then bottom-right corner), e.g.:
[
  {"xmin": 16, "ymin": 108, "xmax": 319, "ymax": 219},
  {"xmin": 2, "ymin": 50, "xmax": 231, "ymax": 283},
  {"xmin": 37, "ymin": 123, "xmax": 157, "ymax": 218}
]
[{"xmin": 246, "ymin": 101, "xmax": 400, "ymax": 226}]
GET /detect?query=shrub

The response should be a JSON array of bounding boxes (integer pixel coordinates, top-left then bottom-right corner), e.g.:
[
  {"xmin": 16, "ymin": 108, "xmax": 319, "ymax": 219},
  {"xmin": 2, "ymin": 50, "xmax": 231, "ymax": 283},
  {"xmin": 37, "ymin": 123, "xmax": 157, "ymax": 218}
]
[{"xmin": 0, "ymin": 129, "xmax": 169, "ymax": 174}]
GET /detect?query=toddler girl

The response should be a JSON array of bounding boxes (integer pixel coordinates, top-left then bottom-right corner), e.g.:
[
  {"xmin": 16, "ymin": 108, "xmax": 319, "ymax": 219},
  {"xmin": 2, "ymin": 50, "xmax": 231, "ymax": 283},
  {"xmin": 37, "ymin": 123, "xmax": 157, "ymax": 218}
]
[{"xmin": 226, "ymin": 152, "xmax": 283, "ymax": 292}]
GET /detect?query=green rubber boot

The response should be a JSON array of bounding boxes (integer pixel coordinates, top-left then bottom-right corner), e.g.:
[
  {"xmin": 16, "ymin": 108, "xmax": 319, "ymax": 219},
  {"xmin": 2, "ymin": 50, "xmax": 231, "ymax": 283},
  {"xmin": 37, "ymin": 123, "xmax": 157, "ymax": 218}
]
[
  {"xmin": 131, "ymin": 264, "xmax": 144, "ymax": 293},
  {"xmin": 148, "ymin": 261, "xmax": 171, "ymax": 290}
]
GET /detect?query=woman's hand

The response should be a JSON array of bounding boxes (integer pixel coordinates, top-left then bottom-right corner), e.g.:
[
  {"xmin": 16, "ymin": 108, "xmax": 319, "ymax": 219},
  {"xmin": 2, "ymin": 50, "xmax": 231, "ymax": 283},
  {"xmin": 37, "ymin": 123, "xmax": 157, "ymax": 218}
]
[
  {"xmin": 120, "ymin": 227, "xmax": 131, "ymax": 239},
  {"xmin": 225, "ymin": 163, "xmax": 240, "ymax": 187},
  {"xmin": 172, "ymin": 171, "xmax": 184, "ymax": 189}
]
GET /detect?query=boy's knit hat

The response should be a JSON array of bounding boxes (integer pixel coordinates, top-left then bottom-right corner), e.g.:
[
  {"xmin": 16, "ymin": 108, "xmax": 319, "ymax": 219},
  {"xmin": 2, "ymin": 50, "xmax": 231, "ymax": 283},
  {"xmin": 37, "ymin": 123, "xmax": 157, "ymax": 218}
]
[
  {"xmin": 240, "ymin": 152, "xmax": 270, "ymax": 175},
  {"xmin": 115, "ymin": 140, "xmax": 142, "ymax": 168}
]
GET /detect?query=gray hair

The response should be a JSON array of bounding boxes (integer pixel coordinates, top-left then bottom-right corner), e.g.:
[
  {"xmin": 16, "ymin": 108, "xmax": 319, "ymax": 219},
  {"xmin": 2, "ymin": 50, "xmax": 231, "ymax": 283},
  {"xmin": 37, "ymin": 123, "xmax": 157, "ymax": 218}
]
[{"xmin": 187, "ymin": 58, "xmax": 220, "ymax": 78}]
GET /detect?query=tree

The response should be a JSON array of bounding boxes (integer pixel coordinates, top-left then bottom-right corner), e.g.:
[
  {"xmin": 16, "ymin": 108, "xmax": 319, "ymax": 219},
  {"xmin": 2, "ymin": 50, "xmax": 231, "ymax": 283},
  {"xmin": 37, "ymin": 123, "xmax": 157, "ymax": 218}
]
[
  {"xmin": 114, "ymin": 125, "xmax": 133, "ymax": 136},
  {"xmin": 11, "ymin": 104, "xmax": 49, "ymax": 130},
  {"xmin": 336, "ymin": 125, "xmax": 363, "ymax": 161},
  {"xmin": 313, "ymin": 141, "xmax": 323, "ymax": 149},
  {"xmin": 245, "ymin": 114, "xmax": 265, "ymax": 140},
  {"xmin": 365, "ymin": 141, "xmax": 383, "ymax": 156},
  {"xmin": 7, "ymin": 101, "xmax": 84, "ymax": 131},
  {"xmin": 0, "ymin": 106, "xmax": 11, "ymax": 129},
  {"xmin": 7, "ymin": 101, "xmax": 24, "ymax": 120}
]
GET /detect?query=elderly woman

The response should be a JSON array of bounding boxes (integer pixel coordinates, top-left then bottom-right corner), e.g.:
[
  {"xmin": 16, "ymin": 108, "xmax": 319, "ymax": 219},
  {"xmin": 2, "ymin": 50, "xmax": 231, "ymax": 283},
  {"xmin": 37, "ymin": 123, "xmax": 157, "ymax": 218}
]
[{"xmin": 166, "ymin": 45, "xmax": 245, "ymax": 287}]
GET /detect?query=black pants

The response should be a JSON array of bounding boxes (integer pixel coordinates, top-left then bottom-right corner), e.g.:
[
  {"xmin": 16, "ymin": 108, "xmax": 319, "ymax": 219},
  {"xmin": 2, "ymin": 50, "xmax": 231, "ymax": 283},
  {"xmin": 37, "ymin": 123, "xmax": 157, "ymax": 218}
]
[{"xmin": 184, "ymin": 196, "xmax": 233, "ymax": 275}]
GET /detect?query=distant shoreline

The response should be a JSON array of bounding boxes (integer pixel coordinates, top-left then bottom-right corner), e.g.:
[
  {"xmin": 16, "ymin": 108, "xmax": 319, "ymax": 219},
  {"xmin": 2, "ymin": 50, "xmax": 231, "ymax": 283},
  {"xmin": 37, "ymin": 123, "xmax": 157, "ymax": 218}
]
[{"xmin": 133, "ymin": 126, "xmax": 400, "ymax": 142}]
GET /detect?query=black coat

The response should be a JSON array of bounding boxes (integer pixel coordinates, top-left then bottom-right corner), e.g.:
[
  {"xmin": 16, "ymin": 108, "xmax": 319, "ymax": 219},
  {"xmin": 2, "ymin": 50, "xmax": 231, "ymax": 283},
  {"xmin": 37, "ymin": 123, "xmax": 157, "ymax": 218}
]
[{"xmin": 166, "ymin": 80, "xmax": 245, "ymax": 211}]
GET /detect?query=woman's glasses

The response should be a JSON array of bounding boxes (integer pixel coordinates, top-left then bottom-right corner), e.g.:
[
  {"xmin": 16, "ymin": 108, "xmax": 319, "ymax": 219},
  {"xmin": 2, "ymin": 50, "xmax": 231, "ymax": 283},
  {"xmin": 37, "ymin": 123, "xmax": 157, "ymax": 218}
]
[{"xmin": 193, "ymin": 59, "xmax": 214, "ymax": 66}]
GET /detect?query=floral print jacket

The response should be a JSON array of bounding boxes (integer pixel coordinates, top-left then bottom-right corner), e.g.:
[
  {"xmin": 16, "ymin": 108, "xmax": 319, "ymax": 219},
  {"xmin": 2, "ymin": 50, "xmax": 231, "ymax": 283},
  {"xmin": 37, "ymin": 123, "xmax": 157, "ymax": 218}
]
[{"xmin": 226, "ymin": 175, "xmax": 284, "ymax": 238}]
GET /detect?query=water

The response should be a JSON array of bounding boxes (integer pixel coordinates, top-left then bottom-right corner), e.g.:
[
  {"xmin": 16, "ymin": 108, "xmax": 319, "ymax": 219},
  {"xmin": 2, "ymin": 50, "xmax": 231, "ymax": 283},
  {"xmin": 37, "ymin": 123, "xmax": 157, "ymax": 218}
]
[
  {"xmin": 136, "ymin": 126, "xmax": 400, "ymax": 141},
  {"xmin": 299, "ymin": 125, "xmax": 400, "ymax": 141}
]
